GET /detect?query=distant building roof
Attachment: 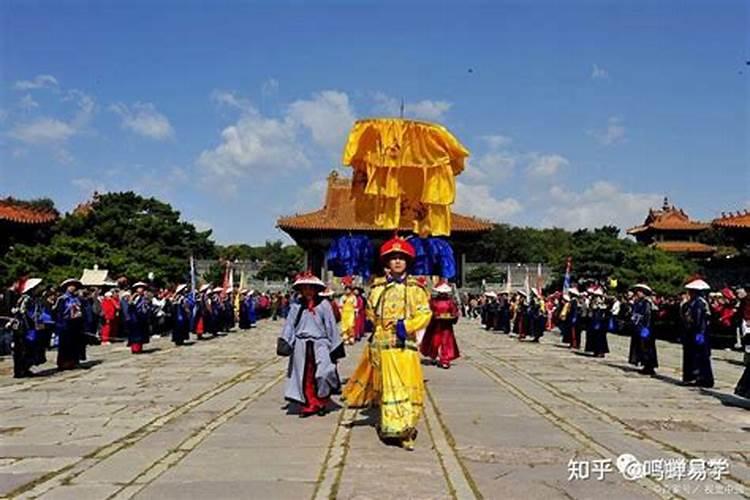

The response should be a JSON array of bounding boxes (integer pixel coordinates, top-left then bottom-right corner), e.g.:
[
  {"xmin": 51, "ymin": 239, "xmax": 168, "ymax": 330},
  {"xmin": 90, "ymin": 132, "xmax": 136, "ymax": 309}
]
[
  {"xmin": 713, "ymin": 210, "xmax": 750, "ymax": 230},
  {"xmin": 0, "ymin": 198, "xmax": 58, "ymax": 225},
  {"xmin": 627, "ymin": 197, "xmax": 709, "ymax": 235},
  {"xmin": 651, "ymin": 241, "xmax": 716, "ymax": 255},
  {"xmin": 278, "ymin": 172, "xmax": 493, "ymax": 234}
]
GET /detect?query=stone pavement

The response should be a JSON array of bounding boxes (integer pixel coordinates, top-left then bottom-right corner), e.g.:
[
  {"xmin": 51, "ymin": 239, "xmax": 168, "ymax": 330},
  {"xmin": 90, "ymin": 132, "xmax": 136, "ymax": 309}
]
[{"xmin": 0, "ymin": 319, "xmax": 748, "ymax": 499}]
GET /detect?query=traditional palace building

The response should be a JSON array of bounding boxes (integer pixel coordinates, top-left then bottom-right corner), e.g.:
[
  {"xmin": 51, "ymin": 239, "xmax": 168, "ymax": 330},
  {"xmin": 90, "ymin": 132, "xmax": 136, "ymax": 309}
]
[
  {"xmin": 627, "ymin": 198, "xmax": 716, "ymax": 257},
  {"xmin": 713, "ymin": 210, "xmax": 750, "ymax": 247},
  {"xmin": 277, "ymin": 172, "xmax": 492, "ymax": 286}
]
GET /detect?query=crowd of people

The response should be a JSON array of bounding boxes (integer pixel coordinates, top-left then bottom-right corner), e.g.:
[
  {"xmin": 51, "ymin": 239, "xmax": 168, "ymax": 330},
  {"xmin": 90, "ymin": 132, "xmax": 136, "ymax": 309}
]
[
  {"xmin": 1, "ymin": 276, "xmax": 297, "ymax": 378},
  {"xmin": 277, "ymin": 236, "xmax": 462, "ymax": 450},
  {"xmin": 469, "ymin": 280, "xmax": 750, "ymax": 397},
  {"xmin": 4, "ymin": 248, "xmax": 748, "ymax": 452}
]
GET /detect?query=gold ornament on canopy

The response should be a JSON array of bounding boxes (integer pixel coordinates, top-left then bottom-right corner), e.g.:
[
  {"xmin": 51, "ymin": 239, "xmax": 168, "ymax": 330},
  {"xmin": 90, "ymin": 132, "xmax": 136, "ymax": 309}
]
[{"xmin": 342, "ymin": 118, "xmax": 470, "ymax": 237}]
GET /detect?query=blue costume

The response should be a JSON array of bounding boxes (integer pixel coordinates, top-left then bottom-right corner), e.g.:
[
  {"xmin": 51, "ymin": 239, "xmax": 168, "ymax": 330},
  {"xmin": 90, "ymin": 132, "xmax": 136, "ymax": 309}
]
[
  {"xmin": 629, "ymin": 297, "xmax": 658, "ymax": 373},
  {"xmin": 171, "ymin": 294, "xmax": 191, "ymax": 345},
  {"xmin": 127, "ymin": 293, "xmax": 151, "ymax": 348},
  {"xmin": 55, "ymin": 291, "xmax": 85, "ymax": 369},
  {"xmin": 12, "ymin": 294, "xmax": 39, "ymax": 377},
  {"xmin": 239, "ymin": 294, "xmax": 257, "ymax": 329},
  {"xmin": 585, "ymin": 299, "xmax": 610, "ymax": 356},
  {"xmin": 681, "ymin": 296, "xmax": 714, "ymax": 387}
]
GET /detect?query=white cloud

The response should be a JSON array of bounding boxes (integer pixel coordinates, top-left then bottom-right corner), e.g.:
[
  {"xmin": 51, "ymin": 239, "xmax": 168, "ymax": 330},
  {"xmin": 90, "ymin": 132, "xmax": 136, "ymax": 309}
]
[
  {"xmin": 526, "ymin": 153, "xmax": 569, "ymax": 177},
  {"xmin": 8, "ymin": 89, "xmax": 95, "ymax": 147},
  {"xmin": 475, "ymin": 151, "xmax": 518, "ymax": 181},
  {"xmin": 542, "ymin": 181, "xmax": 661, "ymax": 230},
  {"xmin": 455, "ymin": 182, "xmax": 522, "ymax": 221},
  {"xmin": 372, "ymin": 92, "xmax": 452, "ymax": 121},
  {"xmin": 589, "ymin": 116, "xmax": 626, "ymax": 145},
  {"xmin": 200, "ymin": 89, "xmax": 354, "ymax": 180},
  {"xmin": 291, "ymin": 178, "xmax": 328, "ymax": 212},
  {"xmin": 197, "ymin": 109, "xmax": 309, "ymax": 178},
  {"xmin": 65, "ymin": 89, "xmax": 96, "ymax": 129},
  {"xmin": 19, "ymin": 94, "xmax": 39, "ymax": 110},
  {"xmin": 288, "ymin": 90, "xmax": 356, "ymax": 151},
  {"xmin": 110, "ymin": 102, "xmax": 174, "ymax": 140},
  {"xmin": 14, "ymin": 74, "xmax": 59, "ymax": 91},
  {"xmin": 262, "ymin": 78, "xmax": 279, "ymax": 97},
  {"xmin": 463, "ymin": 134, "xmax": 519, "ymax": 183},
  {"xmin": 9, "ymin": 118, "xmax": 76, "ymax": 144},
  {"xmin": 481, "ymin": 135, "xmax": 512, "ymax": 149},
  {"xmin": 405, "ymin": 100, "xmax": 452, "ymax": 121},
  {"xmin": 211, "ymin": 90, "xmax": 254, "ymax": 113},
  {"xmin": 591, "ymin": 64, "xmax": 609, "ymax": 80}
]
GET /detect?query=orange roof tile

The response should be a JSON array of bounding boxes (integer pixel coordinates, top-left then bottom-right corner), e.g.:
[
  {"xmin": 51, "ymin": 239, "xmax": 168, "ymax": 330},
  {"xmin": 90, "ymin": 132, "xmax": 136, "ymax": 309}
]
[
  {"xmin": 278, "ymin": 172, "xmax": 493, "ymax": 234},
  {"xmin": 713, "ymin": 210, "xmax": 750, "ymax": 229},
  {"xmin": 627, "ymin": 197, "xmax": 708, "ymax": 234},
  {"xmin": 0, "ymin": 199, "xmax": 58, "ymax": 225},
  {"xmin": 651, "ymin": 241, "xmax": 716, "ymax": 254}
]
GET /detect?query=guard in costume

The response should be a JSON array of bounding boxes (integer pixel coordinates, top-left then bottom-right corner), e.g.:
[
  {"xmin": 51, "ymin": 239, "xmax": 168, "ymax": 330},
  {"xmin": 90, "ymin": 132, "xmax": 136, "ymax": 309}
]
[
  {"xmin": 278, "ymin": 272, "xmax": 345, "ymax": 417},
  {"xmin": 420, "ymin": 281, "xmax": 460, "ymax": 368}
]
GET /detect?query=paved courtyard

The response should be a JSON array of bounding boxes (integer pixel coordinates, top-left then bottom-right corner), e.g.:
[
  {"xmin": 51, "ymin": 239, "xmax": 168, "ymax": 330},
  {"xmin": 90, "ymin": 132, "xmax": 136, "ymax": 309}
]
[{"xmin": 1, "ymin": 319, "xmax": 748, "ymax": 499}]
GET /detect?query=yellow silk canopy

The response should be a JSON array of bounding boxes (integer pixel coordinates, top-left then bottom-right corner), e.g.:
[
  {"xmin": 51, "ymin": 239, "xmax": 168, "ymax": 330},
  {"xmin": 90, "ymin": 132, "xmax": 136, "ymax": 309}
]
[{"xmin": 342, "ymin": 118, "xmax": 470, "ymax": 237}]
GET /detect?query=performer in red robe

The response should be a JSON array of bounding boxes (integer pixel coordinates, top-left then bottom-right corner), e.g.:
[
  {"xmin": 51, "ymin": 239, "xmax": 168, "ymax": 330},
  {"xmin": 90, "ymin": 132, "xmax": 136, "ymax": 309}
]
[
  {"xmin": 100, "ymin": 291, "xmax": 119, "ymax": 344},
  {"xmin": 420, "ymin": 282, "xmax": 460, "ymax": 369}
]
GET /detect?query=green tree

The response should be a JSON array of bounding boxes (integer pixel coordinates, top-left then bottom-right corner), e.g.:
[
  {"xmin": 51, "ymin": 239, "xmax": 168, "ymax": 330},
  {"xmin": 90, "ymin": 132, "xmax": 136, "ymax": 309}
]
[
  {"xmin": 465, "ymin": 264, "xmax": 504, "ymax": 286},
  {"xmin": 2, "ymin": 192, "xmax": 217, "ymax": 286},
  {"xmin": 256, "ymin": 244, "xmax": 304, "ymax": 280},
  {"xmin": 202, "ymin": 262, "xmax": 227, "ymax": 286}
]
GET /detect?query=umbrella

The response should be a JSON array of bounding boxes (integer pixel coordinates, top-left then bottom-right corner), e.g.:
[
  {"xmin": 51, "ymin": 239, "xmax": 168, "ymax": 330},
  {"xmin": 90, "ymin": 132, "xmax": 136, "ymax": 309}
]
[{"xmin": 342, "ymin": 118, "xmax": 469, "ymax": 237}]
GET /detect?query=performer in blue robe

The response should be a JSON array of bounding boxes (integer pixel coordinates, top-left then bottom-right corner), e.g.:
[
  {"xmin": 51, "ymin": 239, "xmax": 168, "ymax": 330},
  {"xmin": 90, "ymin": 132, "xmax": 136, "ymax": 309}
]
[
  {"xmin": 127, "ymin": 282, "xmax": 151, "ymax": 354},
  {"xmin": 55, "ymin": 279, "xmax": 85, "ymax": 370},
  {"xmin": 629, "ymin": 284, "xmax": 658, "ymax": 375},
  {"xmin": 585, "ymin": 290, "xmax": 610, "ymax": 357},
  {"xmin": 171, "ymin": 284, "xmax": 191, "ymax": 346},
  {"xmin": 681, "ymin": 280, "xmax": 714, "ymax": 387},
  {"xmin": 12, "ymin": 278, "xmax": 44, "ymax": 377},
  {"xmin": 278, "ymin": 272, "xmax": 344, "ymax": 417},
  {"xmin": 247, "ymin": 292, "xmax": 257, "ymax": 327}
]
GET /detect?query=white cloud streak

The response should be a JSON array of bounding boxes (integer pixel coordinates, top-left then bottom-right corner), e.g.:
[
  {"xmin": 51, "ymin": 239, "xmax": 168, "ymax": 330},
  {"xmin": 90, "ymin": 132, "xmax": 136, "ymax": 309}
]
[
  {"xmin": 543, "ymin": 181, "xmax": 661, "ymax": 230},
  {"xmin": 14, "ymin": 74, "xmax": 59, "ymax": 91},
  {"xmin": 19, "ymin": 94, "xmax": 39, "ymax": 110},
  {"xmin": 455, "ymin": 182, "xmax": 522, "ymax": 222},
  {"xmin": 372, "ymin": 92, "xmax": 452, "ymax": 121},
  {"xmin": 589, "ymin": 116, "xmax": 626, "ymax": 145},
  {"xmin": 9, "ymin": 118, "xmax": 76, "ymax": 144},
  {"xmin": 526, "ymin": 153, "xmax": 569, "ymax": 177},
  {"xmin": 197, "ymin": 109, "xmax": 308, "ymax": 178},
  {"xmin": 109, "ymin": 102, "xmax": 175, "ymax": 140},
  {"xmin": 591, "ymin": 64, "xmax": 609, "ymax": 80},
  {"xmin": 288, "ymin": 90, "xmax": 356, "ymax": 151},
  {"xmin": 199, "ymin": 89, "xmax": 357, "ymax": 179}
]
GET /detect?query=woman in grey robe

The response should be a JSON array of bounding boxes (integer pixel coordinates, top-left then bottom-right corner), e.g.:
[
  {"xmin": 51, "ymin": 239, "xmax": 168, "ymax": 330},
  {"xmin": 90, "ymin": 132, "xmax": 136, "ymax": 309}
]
[{"xmin": 278, "ymin": 272, "xmax": 345, "ymax": 417}]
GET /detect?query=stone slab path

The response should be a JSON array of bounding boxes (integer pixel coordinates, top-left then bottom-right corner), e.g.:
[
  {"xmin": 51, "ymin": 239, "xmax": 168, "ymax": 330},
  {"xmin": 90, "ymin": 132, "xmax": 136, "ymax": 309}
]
[{"xmin": 1, "ymin": 319, "xmax": 748, "ymax": 499}]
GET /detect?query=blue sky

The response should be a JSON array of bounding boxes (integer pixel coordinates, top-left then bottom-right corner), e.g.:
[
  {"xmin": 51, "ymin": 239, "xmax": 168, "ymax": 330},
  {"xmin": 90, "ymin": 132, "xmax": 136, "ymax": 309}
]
[{"xmin": 1, "ymin": 0, "xmax": 748, "ymax": 244}]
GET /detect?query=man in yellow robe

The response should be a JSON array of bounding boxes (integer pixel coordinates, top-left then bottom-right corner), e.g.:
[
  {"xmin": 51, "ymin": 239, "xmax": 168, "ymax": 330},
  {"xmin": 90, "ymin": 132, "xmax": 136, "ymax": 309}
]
[
  {"xmin": 342, "ymin": 237, "xmax": 432, "ymax": 450},
  {"xmin": 340, "ymin": 285, "xmax": 357, "ymax": 345}
]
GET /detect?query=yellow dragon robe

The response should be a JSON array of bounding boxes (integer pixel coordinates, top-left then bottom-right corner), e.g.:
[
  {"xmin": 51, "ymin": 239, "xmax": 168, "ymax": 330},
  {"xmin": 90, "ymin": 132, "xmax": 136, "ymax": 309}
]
[{"xmin": 343, "ymin": 275, "xmax": 432, "ymax": 439}]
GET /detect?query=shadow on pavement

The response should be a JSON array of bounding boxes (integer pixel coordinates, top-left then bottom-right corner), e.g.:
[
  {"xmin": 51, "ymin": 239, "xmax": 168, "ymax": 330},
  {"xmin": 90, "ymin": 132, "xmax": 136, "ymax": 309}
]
[
  {"xmin": 698, "ymin": 388, "xmax": 750, "ymax": 410},
  {"xmin": 345, "ymin": 407, "xmax": 378, "ymax": 429}
]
